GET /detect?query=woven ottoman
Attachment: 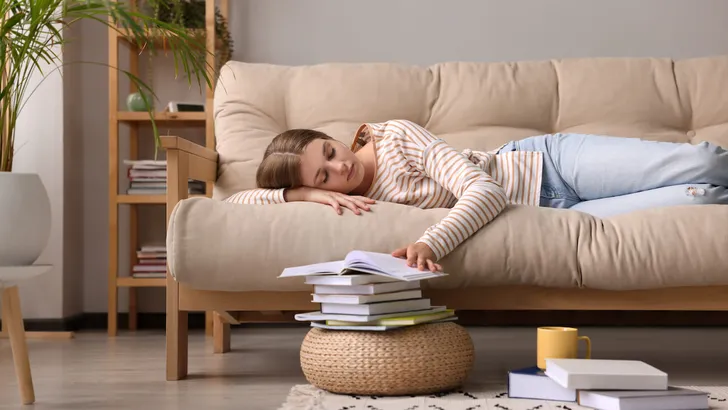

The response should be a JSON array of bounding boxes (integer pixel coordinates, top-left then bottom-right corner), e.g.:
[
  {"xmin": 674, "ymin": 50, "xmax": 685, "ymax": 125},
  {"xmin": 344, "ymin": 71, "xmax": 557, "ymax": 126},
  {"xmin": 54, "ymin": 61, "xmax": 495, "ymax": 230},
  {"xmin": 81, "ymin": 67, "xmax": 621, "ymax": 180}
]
[{"xmin": 299, "ymin": 322, "xmax": 475, "ymax": 396}]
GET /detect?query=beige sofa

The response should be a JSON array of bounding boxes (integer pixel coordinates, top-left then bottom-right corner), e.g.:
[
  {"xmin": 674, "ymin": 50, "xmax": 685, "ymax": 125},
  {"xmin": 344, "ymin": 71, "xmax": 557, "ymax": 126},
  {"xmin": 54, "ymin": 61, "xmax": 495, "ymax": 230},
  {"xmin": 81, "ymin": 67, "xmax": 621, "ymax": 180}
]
[{"xmin": 162, "ymin": 56, "xmax": 728, "ymax": 380}]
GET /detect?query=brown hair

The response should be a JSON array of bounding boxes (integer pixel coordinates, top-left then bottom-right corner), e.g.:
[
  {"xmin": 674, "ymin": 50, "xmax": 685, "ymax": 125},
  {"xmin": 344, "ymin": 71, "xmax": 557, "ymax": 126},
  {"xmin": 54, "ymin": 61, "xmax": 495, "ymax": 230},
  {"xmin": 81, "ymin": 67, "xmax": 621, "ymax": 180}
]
[{"xmin": 256, "ymin": 129, "xmax": 334, "ymax": 189}]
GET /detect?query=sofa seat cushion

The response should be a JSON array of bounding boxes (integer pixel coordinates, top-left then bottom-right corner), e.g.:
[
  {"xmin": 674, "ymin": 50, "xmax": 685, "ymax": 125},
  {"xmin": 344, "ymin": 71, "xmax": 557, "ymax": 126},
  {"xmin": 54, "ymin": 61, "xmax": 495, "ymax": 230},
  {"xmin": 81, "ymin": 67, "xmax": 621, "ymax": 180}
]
[{"xmin": 166, "ymin": 198, "xmax": 728, "ymax": 292}]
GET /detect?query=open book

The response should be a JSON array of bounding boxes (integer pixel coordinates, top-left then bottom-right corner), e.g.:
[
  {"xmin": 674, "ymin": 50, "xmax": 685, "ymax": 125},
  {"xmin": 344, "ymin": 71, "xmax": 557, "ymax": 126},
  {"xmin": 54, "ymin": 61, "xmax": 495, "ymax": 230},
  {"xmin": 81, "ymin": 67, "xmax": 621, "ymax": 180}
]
[{"xmin": 279, "ymin": 250, "xmax": 448, "ymax": 282}]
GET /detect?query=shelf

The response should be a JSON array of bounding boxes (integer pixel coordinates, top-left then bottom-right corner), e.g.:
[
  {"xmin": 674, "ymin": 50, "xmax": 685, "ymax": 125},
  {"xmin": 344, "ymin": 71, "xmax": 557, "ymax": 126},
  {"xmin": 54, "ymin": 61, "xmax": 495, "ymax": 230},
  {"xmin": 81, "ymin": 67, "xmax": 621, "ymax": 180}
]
[
  {"xmin": 116, "ymin": 27, "xmax": 222, "ymax": 50},
  {"xmin": 117, "ymin": 111, "xmax": 206, "ymax": 122},
  {"xmin": 117, "ymin": 194, "xmax": 207, "ymax": 204},
  {"xmin": 117, "ymin": 277, "xmax": 166, "ymax": 287}
]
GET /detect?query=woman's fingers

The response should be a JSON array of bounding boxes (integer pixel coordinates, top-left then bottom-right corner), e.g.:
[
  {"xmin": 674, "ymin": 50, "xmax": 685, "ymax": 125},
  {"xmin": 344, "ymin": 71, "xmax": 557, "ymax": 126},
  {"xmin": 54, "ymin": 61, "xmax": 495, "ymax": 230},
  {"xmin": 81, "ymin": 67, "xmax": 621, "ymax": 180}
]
[
  {"xmin": 356, "ymin": 196, "xmax": 376, "ymax": 204},
  {"xmin": 327, "ymin": 198, "xmax": 342, "ymax": 215},
  {"xmin": 337, "ymin": 197, "xmax": 361, "ymax": 215},
  {"xmin": 351, "ymin": 198, "xmax": 371, "ymax": 211}
]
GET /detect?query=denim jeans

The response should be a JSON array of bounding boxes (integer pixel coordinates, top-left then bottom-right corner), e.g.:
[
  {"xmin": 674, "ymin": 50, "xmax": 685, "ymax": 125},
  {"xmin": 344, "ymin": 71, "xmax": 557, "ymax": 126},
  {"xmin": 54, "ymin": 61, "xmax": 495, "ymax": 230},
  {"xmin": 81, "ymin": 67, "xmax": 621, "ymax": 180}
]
[{"xmin": 497, "ymin": 133, "xmax": 728, "ymax": 217}]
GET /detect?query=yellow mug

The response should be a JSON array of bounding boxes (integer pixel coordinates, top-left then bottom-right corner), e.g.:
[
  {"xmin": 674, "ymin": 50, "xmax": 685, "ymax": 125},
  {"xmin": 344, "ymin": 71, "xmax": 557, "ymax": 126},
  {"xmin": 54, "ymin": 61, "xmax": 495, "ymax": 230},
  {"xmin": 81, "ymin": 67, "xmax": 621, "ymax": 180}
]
[{"xmin": 537, "ymin": 326, "xmax": 591, "ymax": 369}]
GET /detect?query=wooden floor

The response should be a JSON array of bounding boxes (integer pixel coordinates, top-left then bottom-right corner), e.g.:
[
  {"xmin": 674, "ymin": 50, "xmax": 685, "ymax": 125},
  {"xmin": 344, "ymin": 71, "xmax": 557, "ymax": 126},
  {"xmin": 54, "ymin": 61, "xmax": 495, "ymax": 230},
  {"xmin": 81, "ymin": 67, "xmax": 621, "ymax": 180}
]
[{"xmin": 1, "ymin": 326, "xmax": 727, "ymax": 409}]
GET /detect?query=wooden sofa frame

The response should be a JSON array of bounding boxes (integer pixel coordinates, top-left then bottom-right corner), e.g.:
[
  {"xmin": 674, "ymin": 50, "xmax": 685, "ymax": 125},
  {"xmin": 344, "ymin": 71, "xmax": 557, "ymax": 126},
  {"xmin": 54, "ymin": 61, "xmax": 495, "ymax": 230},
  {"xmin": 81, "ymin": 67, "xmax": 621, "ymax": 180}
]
[{"xmin": 161, "ymin": 136, "xmax": 728, "ymax": 381}]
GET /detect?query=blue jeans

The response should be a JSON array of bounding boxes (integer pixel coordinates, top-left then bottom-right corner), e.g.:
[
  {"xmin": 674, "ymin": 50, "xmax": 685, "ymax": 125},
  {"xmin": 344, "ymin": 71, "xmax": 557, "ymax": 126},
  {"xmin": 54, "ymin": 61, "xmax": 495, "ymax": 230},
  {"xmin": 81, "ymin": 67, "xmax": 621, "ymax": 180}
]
[{"xmin": 498, "ymin": 133, "xmax": 728, "ymax": 217}]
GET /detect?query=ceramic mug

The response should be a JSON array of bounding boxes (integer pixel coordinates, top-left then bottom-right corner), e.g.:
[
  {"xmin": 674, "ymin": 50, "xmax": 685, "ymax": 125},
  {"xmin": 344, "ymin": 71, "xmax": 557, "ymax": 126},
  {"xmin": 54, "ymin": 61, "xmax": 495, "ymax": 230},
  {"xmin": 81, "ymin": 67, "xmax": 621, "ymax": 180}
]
[{"xmin": 537, "ymin": 326, "xmax": 591, "ymax": 369}]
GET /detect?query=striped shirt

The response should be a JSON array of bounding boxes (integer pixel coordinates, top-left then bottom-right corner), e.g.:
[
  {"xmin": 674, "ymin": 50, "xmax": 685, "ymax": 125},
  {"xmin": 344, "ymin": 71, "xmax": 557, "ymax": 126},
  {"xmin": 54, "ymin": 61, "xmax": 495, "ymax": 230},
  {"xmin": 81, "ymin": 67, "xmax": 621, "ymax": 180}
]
[{"xmin": 224, "ymin": 119, "xmax": 543, "ymax": 261}]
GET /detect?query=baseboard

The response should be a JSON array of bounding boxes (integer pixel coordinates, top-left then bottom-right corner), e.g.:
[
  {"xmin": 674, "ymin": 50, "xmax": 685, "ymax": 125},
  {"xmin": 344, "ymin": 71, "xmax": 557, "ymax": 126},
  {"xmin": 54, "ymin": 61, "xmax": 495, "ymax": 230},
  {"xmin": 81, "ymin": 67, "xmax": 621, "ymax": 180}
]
[
  {"xmin": 2, "ymin": 310, "xmax": 727, "ymax": 332},
  {"xmin": 0, "ymin": 313, "xmax": 206, "ymax": 332}
]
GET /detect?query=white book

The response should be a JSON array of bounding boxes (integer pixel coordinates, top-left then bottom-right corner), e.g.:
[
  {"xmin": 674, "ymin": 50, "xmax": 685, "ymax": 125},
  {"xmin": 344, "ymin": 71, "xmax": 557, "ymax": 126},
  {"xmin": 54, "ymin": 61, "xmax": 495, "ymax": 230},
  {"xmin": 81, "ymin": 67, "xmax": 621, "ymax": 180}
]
[
  {"xmin": 313, "ymin": 280, "xmax": 420, "ymax": 295},
  {"xmin": 578, "ymin": 386, "xmax": 709, "ymax": 410},
  {"xmin": 312, "ymin": 289, "xmax": 422, "ymax": 305},
  {"xmin": 321, "ymin": 298, "xmax": 431, "ymax": 315},
  {"xmin": 545, "ymin": 359, "xmax": 668, "ymax": 390},
  {"xmin": 295, "ymin": 306, "xmax": 447, "ymax": 323},
  {"xmin": 279, "ymin": 250, "xmax": 448, "ymax": 282},
  {"xmin": 305, "ymin": 274, "xmax": 400, "ymax": 286}
]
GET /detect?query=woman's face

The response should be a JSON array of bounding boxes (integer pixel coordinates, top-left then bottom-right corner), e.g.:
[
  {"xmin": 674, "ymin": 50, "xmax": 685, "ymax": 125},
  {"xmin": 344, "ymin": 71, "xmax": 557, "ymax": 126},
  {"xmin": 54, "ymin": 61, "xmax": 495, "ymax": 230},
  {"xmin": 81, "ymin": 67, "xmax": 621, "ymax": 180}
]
[{"xmin": 299, "ymin": 139, "xmax": 365, "ymax": 194}]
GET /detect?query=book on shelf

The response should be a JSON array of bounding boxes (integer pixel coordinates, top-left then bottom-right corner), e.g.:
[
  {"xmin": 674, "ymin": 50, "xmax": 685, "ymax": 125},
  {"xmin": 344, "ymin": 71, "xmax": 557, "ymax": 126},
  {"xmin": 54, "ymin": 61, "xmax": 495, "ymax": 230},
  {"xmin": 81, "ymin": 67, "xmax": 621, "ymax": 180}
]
[
  {"xmin": 132, "ymin": 244, "xmax": 167, "ymax": 278},
  {"xmin": 280, "ymin": 251, "xmax": 455, "ymax": 331},
  {"xmin": 506, "ymin": 358, "xmax": 710, "ymax": 410},
  {"xmin": 123, "ymin": 159, "xmax": 205, "ymax": 195}
]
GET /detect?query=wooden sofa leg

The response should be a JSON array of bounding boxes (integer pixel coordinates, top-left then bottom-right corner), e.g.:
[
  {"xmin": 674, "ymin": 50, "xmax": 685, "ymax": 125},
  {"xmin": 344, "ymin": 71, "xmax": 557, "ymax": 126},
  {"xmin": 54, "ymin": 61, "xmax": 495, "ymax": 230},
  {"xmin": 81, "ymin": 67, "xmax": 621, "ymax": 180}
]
[
  {"xmin": 213, "ymin": 311, "xmax": 232, "ymax": 354},
  {"xmin": 166, "ymin": 309, "xmax": 188, "ymax": 380},
  {"xmin": 2, "ymin": 286, "xmax": 35, "ymax": 405}
]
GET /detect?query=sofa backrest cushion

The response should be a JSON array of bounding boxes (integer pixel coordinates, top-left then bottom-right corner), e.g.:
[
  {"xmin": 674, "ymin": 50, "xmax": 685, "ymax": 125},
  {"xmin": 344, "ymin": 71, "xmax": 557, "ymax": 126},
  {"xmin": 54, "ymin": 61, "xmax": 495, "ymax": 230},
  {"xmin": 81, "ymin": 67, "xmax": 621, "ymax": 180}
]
[{"xmin": 212, "ymin": 56, "xmax": 728, "ymax": 200}]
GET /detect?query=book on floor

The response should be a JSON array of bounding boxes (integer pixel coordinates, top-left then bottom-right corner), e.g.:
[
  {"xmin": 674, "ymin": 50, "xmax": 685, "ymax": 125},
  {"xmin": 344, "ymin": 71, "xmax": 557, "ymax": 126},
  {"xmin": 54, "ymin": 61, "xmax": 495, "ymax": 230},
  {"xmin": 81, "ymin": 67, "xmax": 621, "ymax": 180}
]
[
  {"xmin": 278, "ymin": 250, "xmax": 448, "ymax": 282},
  {"xmin": 507, "ymin": 366, "xmax": 577, "ymax": 402},
  {"xmin": 577, "ymin": 386, "xmax": 709, "ymax": 410},
  {"xmin": 544, "ymin": 358, "xmax": 668, "ymax": 390}
]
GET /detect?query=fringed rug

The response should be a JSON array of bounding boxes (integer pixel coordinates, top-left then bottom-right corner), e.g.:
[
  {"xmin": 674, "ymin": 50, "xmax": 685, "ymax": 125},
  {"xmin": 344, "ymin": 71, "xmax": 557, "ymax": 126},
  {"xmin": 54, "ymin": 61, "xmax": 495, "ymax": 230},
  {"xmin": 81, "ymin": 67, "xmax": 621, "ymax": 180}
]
[{"xmin": 279, "ymin": 384, "xmax": 728, "ymax": 410}]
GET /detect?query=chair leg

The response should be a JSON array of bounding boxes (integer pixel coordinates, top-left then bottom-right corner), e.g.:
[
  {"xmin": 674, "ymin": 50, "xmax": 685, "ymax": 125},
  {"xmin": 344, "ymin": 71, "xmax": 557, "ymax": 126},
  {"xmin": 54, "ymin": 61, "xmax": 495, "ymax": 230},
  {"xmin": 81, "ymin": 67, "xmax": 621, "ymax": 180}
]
[
  {"xmin": 1, "ymin": 286, "xmax": 35, "ymax": 405},
  {"xmin": 166, "ymin": 309, "xmax": 188, "ymax": 381},
  {"xmin": 213, "ymin": 312, "xmax": 231, "ymax": 354}
]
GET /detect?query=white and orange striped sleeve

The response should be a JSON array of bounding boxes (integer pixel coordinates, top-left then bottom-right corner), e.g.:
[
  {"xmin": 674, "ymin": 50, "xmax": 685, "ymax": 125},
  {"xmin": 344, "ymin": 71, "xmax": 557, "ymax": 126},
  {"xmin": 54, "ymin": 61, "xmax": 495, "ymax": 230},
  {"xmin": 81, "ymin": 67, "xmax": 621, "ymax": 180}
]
[
  {"xmin": 223, "ymin": 189, "xmax": 287, "ymax": 204},
  {"xmin": 388, "ymin": 120, "xmax": 509, "ymax": 261}
]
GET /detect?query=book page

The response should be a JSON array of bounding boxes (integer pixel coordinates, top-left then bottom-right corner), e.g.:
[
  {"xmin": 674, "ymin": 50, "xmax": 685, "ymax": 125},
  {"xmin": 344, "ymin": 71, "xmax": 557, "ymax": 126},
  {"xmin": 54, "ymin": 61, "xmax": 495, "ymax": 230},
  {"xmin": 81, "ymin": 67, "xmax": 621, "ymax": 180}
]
[
  {"xmin": 278, "ymin": 260, "xmax": 345, "ymax": 278},
  {"xmin": 344, "ymin": 251, "xmax": 447, "ymax": 280}
]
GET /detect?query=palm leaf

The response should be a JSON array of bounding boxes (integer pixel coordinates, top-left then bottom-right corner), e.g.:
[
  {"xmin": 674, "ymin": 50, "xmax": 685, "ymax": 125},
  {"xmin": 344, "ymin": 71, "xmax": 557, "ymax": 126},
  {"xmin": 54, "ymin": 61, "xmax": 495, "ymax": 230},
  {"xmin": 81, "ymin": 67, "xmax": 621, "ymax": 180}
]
[{"xmin": 0, "ymin": 0, "xmax": 215, "ymax": 172}]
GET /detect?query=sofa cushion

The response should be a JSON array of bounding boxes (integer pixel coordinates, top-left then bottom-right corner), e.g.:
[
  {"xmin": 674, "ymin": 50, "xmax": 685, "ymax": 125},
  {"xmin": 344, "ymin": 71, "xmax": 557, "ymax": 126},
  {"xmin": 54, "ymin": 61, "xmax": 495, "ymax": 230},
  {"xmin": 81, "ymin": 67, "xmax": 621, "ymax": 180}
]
[
  {"xmin": 212, "ymin": 56, "xmax": 728, "ymax": 201},
  {"xmin": 167, "ymin": 198, "xmax": 728, "ymax": 291}
]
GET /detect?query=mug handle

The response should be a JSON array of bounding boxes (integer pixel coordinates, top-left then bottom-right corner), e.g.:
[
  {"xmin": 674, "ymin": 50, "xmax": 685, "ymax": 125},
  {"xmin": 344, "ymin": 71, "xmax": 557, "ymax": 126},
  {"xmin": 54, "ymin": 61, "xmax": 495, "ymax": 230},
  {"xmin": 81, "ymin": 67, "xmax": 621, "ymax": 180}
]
[{"xmin": 578, "ymin": 336, "xmax": 591, "ymax": 359}]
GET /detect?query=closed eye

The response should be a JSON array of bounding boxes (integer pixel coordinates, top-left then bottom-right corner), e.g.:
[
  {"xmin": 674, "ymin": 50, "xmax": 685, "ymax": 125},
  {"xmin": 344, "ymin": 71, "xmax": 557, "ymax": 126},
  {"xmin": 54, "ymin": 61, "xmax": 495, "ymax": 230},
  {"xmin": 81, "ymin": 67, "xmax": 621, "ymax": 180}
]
[{"xmin": 322, "ymin": 145, "xmax": 336, "ymax": 183}]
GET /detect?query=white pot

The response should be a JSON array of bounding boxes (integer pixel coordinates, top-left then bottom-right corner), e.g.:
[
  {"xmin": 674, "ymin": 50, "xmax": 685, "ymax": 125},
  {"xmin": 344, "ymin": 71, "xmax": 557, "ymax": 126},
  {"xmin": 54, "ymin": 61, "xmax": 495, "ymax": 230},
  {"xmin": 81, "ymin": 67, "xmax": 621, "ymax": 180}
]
[{"xmin": 0, "ymin": 172, "xmax": 51, "ymax": 266}]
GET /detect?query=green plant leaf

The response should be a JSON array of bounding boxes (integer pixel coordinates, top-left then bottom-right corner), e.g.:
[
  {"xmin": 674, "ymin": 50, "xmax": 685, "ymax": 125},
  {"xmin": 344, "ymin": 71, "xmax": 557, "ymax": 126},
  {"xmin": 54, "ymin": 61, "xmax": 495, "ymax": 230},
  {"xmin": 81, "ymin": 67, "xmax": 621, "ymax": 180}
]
[{"xmin": 0, "ymin": 0, "xmax": 217, "ymax": 172}]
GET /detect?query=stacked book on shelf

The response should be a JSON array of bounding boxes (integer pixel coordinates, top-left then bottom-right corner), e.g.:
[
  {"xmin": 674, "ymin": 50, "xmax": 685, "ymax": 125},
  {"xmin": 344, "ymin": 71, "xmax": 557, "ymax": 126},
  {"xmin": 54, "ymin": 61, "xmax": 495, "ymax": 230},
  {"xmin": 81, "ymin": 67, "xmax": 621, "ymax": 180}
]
[
  {"xmin": 279, "ymin": 250, "xmax": 455, "ymax": 331},
  {"xmin": 507, "ymin": 359, "xmax": 711, "ymax": 410},
  {"xmin": 133, "ymin": 245, "xmax": 167, "ymax": 278},
  {"xmin": 124, "ymin": 159, "xmax": 205, "ymax": 195}
]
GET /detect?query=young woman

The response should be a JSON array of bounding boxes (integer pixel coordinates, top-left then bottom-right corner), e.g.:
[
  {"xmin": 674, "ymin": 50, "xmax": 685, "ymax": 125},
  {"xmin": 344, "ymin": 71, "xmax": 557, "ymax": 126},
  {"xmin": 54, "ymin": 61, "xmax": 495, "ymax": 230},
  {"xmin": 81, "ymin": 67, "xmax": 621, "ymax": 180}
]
[{"xmin": 225, "ymin": 119, "xmax": 728, "ymax": 272}]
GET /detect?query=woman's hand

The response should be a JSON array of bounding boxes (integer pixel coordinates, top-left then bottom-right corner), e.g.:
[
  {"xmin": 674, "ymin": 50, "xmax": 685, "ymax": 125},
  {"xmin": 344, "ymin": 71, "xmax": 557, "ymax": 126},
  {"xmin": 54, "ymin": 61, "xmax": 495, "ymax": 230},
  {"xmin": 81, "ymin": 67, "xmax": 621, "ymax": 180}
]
[
  {"xmin": 392, "ymin": 242, "xmax": 442, "ymax": 272},
  {"xmin": 285, "ymin": 187, "xmax": 375, "ymax": 215}
]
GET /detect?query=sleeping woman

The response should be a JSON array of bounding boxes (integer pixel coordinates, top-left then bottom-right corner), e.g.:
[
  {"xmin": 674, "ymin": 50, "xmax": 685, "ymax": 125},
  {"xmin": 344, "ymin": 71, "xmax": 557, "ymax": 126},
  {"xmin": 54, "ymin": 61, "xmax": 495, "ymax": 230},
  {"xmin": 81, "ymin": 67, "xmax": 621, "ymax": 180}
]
[{"xmin": 224, "ymin": 119, "xmax": 728, "ymax": 272}]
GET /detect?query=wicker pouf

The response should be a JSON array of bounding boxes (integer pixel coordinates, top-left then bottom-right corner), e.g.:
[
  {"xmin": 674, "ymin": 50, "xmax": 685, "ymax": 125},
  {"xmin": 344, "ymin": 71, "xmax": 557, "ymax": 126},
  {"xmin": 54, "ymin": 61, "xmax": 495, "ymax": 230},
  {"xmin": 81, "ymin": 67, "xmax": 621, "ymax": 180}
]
[{"xmin": 299, "ymin": 322, "xmax": 475, "ymax": 396}]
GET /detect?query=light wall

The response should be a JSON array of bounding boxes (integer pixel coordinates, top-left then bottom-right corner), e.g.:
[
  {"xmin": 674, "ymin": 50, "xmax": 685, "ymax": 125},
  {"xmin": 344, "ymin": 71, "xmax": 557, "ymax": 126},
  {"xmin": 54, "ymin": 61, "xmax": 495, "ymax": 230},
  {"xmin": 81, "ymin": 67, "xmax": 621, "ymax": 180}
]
[
  {"xmin": 18, "ymin": 0, "xmax": 728, "ymax": 318},
  {"xmin": 8, "ymin": 22, "xmax": 84, "ymax": 319}
]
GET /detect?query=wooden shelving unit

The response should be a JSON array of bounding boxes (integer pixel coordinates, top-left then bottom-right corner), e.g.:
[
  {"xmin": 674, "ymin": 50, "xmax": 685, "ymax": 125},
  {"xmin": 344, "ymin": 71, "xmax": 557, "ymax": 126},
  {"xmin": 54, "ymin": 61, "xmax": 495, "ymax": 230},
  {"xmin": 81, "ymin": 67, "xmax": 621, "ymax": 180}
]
[{"xmin": 107, "ymin": 0, "xmax": 227, "ymax": 336}]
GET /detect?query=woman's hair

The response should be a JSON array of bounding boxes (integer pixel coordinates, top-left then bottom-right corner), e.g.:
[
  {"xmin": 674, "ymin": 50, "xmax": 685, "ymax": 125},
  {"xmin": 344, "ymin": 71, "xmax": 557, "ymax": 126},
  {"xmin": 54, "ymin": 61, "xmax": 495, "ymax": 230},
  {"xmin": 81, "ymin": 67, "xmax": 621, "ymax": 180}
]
[{"xmin": 256, "ymin": 129, "xmax": 334, "ymax": 189}]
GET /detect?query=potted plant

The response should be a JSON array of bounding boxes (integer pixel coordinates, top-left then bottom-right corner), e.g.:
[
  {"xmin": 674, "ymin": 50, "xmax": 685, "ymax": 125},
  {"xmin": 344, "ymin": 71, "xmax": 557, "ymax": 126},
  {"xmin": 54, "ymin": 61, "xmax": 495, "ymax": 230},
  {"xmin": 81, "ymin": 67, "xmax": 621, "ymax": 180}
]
[{"xmin": 0, "ymin": 0, "xmax": 213, "ymax": 267}]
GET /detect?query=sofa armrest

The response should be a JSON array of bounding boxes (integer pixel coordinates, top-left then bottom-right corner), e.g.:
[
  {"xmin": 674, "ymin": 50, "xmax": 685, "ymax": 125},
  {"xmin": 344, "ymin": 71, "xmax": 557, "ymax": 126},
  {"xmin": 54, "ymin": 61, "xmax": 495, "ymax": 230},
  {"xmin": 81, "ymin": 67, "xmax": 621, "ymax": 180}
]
[{"xmin": 162, "ymin": 136, "xmax": 219, "ymax": 217}]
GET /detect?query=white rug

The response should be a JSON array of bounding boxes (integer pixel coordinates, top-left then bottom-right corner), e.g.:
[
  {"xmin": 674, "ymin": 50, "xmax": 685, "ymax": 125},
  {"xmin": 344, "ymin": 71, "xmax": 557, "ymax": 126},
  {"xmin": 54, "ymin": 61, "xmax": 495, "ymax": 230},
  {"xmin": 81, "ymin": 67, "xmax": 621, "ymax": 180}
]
[{"xmin": 279, "ymin": 384, "xmax": 728, "ymax": 410}]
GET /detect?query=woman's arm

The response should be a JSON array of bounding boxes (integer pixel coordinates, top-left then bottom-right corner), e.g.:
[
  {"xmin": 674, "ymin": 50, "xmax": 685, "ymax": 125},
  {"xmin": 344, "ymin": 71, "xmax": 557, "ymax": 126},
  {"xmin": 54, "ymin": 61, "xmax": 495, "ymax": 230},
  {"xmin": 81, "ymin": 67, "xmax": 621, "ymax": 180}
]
[
  {"xmin": 224, "ymin": 187, "xmax": 375, "ymax": 214},
  {"xmin": 224, "ymin": 189, "xmax": 287, "ymax": 204},
  {"xmin": 385, "ymin": 120, "xmax": 509, "ymax": 263}
]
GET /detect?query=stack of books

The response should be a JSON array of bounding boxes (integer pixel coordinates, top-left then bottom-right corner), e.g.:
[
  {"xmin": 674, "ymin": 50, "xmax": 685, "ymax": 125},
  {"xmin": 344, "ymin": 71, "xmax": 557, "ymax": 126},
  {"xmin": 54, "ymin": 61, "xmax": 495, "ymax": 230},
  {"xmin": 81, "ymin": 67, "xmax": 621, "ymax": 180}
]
[
  {"xmin": 507, "ymin": 358, "xmax": 710, "ymax": 409},
  {"xmin": 279, "ymin": 250, "xmax": 456, "ymax": 331},
  {"xmin": 124, "ymin": 159, "xmax": 205, "ymax": 195},
  {"xmin": 133, "ymin": 245, "xmax": 167, "ymax": 278}
]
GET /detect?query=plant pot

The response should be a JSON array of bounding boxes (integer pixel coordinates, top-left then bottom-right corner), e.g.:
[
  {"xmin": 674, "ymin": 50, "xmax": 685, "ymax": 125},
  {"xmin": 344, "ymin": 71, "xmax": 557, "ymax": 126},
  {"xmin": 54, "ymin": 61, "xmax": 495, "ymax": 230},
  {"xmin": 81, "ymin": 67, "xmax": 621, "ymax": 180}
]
[{"xmin": 0, "ymin": 172, "xmax": 51, "ymax": 266}]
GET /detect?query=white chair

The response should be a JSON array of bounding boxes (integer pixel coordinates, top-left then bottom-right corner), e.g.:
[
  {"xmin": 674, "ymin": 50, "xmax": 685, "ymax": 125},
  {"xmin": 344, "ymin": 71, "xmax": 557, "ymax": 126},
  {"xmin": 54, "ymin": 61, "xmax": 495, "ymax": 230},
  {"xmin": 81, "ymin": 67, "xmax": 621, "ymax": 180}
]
[{"xmin": 0, "ymin": 265, "xmax": 52, "ymax": 405}]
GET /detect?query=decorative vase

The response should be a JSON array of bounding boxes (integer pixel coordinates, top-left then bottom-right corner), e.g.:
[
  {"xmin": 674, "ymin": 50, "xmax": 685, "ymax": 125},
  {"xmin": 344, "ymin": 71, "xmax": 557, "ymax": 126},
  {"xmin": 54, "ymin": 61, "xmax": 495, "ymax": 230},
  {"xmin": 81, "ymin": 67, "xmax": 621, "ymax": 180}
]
[
  {"xmin": 0, "ymin": 172, "xmax": 52, "ymax": 266},
  {"xmin": 126, "ymin": 91, "xmax": 153, "ymax": 112}
]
